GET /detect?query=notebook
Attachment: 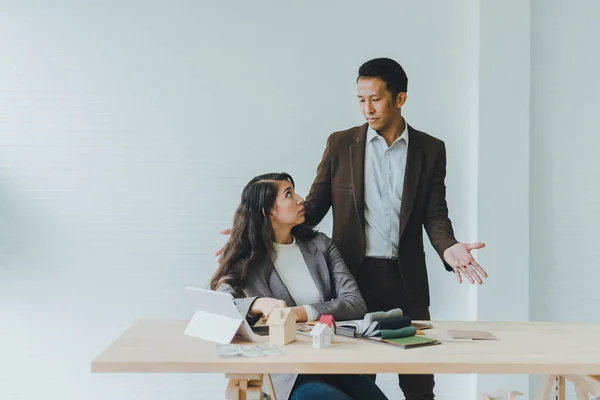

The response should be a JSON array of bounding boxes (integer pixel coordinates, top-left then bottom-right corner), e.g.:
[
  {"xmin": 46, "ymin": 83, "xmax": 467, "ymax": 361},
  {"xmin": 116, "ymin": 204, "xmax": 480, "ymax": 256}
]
[{"xmin": 357, "ymin": 334, "xmax": 441, "ymax": 349}]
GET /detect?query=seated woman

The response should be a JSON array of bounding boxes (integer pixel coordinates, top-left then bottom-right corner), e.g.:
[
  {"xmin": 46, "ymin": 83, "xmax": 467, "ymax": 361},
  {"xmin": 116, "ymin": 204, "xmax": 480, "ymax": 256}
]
[{"xmin": 210, "ymin": 172, "xmax": 388, "ymax": 400}]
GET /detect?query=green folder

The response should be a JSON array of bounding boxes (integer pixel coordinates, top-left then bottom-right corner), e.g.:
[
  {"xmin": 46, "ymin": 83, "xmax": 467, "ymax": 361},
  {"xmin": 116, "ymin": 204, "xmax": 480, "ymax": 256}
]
[
  {"xmin": 382, "ymin": 335, "xmax": 440, "ymax": 348},
  {"xmin": 380, "ymin": 326, "xmax": 417, "ymax": 339}
]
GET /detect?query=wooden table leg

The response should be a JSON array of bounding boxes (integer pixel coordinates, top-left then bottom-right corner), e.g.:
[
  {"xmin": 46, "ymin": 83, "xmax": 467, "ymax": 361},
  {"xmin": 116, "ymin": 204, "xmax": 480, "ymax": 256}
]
[
  {"xmin": 555, "ymin": 376, "xmax": 566, "ymax": 400},
  {"xmin": 535, "ymin": 375, "xmax": 557, "ymax": 400},
  {"xmin": 225, "ymin": 373, "xmax": 276, "ymax": 400},
  {"xmin": 564, "ymin": 374, "xmax": 600, "ymax": 400},
  {"xmin": 537, "ymin": 374, "xmax": 600, "ymax": 400},
  {"xmin": 574, "ymin": 386, "xmax": 589, "ymax": 400},
  {"xmin": 226, "ymin": 379, "xmax": 241, "ymax": 400},
  {"xmin": 225, "ymin": 374, "xmax": 264, "ymax": 400},
  {"xmin": 264, "ymin": 374, "xmax": 277, "ymax": 400}
]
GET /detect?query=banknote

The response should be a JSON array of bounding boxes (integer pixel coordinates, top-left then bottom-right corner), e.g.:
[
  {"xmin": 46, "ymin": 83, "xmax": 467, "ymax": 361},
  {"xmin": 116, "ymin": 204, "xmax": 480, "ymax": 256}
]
[
  {"xmin": 239, "ymin": 345, "xmax": 263, "ymax": 357},
  {"xmin": 216, "ymin": 344, "xmax": 283, "ymax": 357},
  {"xmin": 216, "ymin": 344, "xmax": 241, "ymax": 357},
  {"xmin": 256, "ymin": 344, "xmax": 283, "ymax": 356}
]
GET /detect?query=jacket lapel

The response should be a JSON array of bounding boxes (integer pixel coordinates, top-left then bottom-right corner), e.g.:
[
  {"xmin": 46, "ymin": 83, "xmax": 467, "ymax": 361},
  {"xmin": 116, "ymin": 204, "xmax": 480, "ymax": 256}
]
[
  {"xmin": 349, "ymin": 124, "xmax": 368, "ymax": 229},
  {"xmin": 297, "ymin": 238, "xmax": 330, "ymax": 301},
  {"xmin": 399, "ymin": 125, "xmax": 423, "ymax": 239}
]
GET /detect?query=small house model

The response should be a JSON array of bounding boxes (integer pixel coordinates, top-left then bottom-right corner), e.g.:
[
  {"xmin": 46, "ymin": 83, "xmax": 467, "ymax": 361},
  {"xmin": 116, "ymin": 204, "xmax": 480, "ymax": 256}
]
[
  {"xmin": 267, "ymin": 307, "xmax": 296, "ymax": 345},
  {"xmin": 310, "ymin": 323, "xmax": 335, "ymax": 349},
  {"xmin": 319, "ymin": 314, "xmax": 336, "ymax": 332}
]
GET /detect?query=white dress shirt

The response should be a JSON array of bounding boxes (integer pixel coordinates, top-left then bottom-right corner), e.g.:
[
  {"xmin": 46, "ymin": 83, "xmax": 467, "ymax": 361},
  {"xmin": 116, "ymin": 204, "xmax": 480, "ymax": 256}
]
[
  {"xmin": 272, "ymin": 237, "xmax": 321, "ymax": 321},
  {"xmin": 363, "ymin": 123, "xmax": 409, "ymax": 259}
]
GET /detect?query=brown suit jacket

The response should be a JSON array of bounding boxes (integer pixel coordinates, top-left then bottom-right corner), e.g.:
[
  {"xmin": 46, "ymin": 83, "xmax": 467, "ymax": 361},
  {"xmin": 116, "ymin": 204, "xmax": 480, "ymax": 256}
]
[{"xmin": 304, "ymin": 123, "xmax": 458, "ymax": 306}]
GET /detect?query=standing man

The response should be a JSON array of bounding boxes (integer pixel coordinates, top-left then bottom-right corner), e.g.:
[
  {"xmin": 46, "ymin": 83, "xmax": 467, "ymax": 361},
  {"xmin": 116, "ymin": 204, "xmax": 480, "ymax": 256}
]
[{"xmin": 302, "ymin": 57, "xmax": 488, "ymax": 399}]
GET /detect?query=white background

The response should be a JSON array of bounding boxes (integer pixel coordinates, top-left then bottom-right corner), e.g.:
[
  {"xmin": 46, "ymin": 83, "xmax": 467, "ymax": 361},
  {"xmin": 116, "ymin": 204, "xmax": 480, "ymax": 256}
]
[{"xmin": 1, "ymin": 1, "xmax": 598, "ymax": 399}]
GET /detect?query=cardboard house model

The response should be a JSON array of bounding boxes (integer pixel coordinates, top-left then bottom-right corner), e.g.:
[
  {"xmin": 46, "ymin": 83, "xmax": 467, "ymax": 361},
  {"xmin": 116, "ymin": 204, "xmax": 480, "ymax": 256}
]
[
  {"xmin": 319, "ymin": 314, "xmax": 336, "ymax": 332},
  {"xmin": 310, "ymin": 323, "xmax": 335, "ymax": 349},
  {"xmin": 267, "ymin": 307, "xmax": 296, "ymax": 345}
]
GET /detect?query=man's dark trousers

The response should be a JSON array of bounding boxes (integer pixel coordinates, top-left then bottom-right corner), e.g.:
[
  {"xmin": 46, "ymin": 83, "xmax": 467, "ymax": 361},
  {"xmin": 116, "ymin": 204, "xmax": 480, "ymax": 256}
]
[{"xmin": 357, "ymin": 257, "xmax": 435, "ymax": 400}]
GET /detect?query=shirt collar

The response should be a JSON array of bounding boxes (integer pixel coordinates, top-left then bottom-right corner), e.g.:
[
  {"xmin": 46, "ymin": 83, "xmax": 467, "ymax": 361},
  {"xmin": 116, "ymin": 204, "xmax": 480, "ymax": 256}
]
[{"xmin": 367, "ymin": 120, "xmax": 409, "ymax": 145}]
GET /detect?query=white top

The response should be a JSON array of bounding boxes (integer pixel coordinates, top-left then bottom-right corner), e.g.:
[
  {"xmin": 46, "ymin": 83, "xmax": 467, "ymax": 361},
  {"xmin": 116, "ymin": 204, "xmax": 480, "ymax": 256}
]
[
  {"xmin": 363, "ymin": 122, "xmax": 409, "ymax": 259},
  {"xmin": 272, "ymin": 237, "xmax": 321, "ymax": 321}
]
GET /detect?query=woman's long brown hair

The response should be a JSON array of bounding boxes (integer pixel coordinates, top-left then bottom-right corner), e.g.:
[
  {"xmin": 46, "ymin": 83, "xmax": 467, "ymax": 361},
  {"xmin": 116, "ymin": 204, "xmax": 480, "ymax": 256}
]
[{"xmin": 209, "ymin": 173, "xmax": 316, "ymax": 291}]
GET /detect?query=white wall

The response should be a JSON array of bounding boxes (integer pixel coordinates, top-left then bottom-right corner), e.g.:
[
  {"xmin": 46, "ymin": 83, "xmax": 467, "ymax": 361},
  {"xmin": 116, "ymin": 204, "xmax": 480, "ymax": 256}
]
[
  {"xmin": 6, "ymin": 1, "xmax": 597, "ymax": 399},
  {"xmin": 530, "ymin": 0, "xmax": 600, "ymax": 325},
  {"xmin": 530, "ymin": 1, "xmax": 600, "ymax": 398},
  {"xmin": 476, "ymin": 0, "xmax": 531, "ymax": 396},
  {"xmin": 0, "ymin": 2, "xmax": 480, "ymax": 399}
]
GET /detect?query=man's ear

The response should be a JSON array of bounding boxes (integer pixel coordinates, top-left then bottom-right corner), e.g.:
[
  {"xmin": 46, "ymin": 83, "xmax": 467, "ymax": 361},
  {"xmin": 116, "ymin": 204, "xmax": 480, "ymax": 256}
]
[{"xmin": 396, "ymin": 92, "xmax": 407, "ymax": 108}]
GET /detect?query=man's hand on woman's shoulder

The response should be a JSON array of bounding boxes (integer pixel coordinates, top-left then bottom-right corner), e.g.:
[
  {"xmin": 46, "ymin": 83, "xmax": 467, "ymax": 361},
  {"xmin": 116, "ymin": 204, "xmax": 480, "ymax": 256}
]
[{"xmin": 215, "ymin": 228, "xmax": 232, "ymax": 262}]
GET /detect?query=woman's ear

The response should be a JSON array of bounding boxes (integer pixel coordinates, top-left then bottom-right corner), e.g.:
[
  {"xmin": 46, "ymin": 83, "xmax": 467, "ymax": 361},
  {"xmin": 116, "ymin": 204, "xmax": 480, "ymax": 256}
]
[{"xmin": 262, "ymin": 208, "xmax": 274, "ymax": 219}]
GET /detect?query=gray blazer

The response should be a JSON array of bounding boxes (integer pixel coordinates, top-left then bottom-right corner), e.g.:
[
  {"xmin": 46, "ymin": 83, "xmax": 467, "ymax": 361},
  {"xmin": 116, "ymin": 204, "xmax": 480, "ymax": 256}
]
[{"xmin": 217, "ymin": 232, "xmax": 367, "ymax": 400}]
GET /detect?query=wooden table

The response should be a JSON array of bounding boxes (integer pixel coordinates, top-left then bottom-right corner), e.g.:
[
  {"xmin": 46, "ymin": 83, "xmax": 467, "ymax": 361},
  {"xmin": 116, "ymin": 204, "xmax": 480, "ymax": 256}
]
[{"xmin": 91, "ymin": 320, "xmax": 600, "ymax": 400}]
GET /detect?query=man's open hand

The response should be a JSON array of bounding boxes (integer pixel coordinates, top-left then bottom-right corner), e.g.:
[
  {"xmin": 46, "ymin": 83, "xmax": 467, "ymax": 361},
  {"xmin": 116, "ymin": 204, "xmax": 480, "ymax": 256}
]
[{"xmin": 443, "ymin": 242, "xmax": 488, "ymax": 284}]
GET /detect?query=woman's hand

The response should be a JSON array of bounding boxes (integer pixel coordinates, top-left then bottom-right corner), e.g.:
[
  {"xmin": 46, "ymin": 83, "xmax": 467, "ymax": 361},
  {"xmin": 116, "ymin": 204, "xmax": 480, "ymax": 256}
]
[
  {"xmin": 291, "ymin": 306, "xmax": 308, "ymax": 323},
  {"xmin": 250, "ymin": 297, "xmax": 287, "ymax": 321}
]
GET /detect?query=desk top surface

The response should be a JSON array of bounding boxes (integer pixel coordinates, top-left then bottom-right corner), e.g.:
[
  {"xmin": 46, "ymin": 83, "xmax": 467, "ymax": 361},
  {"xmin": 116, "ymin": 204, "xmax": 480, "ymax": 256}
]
[{"xmin": 91, "ymin": 319, "xmax": 600, "ymax": 375}]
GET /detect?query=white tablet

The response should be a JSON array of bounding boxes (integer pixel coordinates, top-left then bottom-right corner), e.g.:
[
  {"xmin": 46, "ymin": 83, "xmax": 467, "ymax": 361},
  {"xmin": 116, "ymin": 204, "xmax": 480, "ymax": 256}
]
[{"xmin": 184, "ymin": 286, "xmax": 268, "ymax": 343}]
